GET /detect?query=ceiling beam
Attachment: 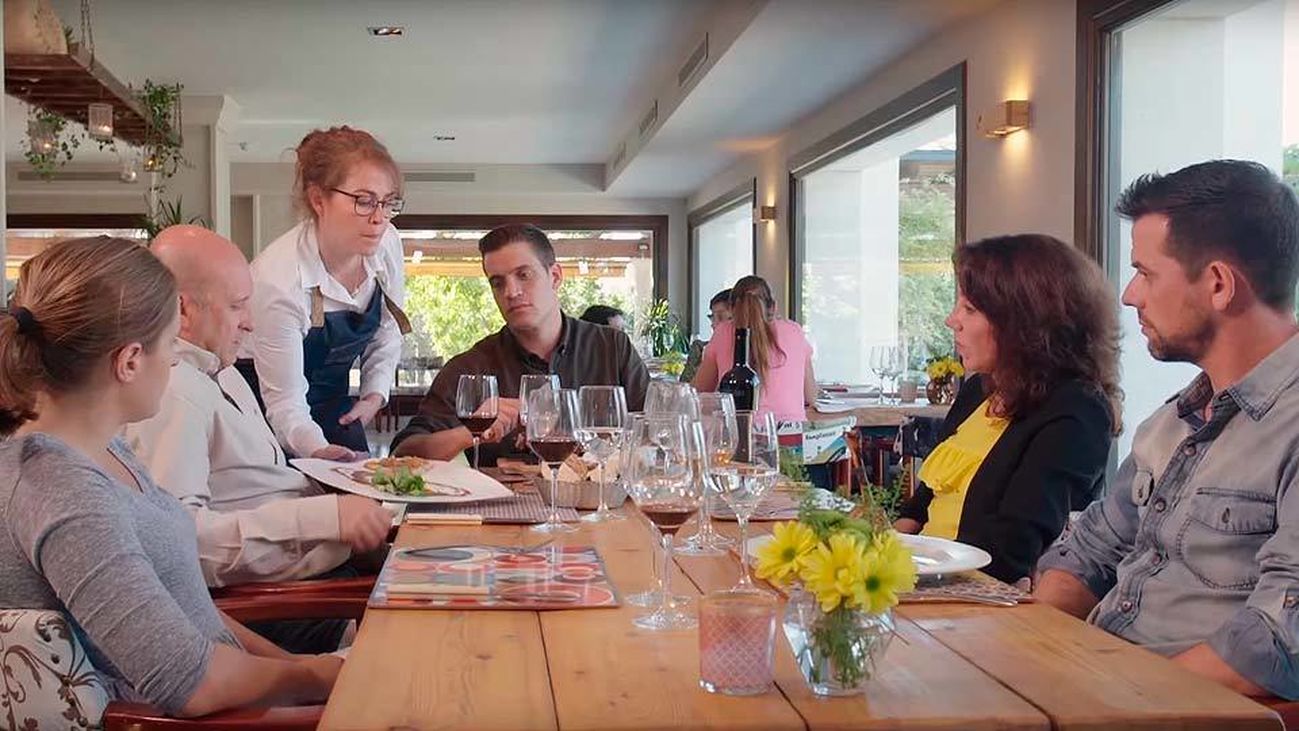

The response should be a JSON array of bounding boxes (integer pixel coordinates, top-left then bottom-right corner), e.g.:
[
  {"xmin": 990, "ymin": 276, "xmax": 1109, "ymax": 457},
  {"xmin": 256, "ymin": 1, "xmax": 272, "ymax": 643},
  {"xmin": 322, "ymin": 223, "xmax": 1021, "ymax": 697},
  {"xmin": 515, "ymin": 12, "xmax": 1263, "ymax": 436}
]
[{"xmin": 602, "ymin": 0, "xmax": 767, "ymax": 189}]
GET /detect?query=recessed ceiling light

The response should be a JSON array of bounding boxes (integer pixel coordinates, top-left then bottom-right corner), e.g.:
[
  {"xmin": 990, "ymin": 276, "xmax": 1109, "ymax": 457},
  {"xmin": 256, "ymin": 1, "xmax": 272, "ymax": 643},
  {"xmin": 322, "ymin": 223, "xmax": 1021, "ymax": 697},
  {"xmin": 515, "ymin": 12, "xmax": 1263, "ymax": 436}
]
[
  {"xmin": 368, "ymin": 26, "xmax": 405, "ymax": 37},
  {"xmin": 432, "ymin": 135, "xmax": 456, "ymax": 141}
]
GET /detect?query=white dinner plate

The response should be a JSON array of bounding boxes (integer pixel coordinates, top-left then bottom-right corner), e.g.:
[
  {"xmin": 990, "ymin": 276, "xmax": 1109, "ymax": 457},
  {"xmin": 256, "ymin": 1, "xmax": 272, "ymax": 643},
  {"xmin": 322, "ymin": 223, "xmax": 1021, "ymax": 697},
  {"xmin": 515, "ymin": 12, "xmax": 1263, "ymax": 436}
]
[
  {"xmin": 291, "ymin": 457, "xmax": 516, "ymax": 504},
  {"xmin": 746, "ymin": 532, "xmax": 991, "ymax": 577}
]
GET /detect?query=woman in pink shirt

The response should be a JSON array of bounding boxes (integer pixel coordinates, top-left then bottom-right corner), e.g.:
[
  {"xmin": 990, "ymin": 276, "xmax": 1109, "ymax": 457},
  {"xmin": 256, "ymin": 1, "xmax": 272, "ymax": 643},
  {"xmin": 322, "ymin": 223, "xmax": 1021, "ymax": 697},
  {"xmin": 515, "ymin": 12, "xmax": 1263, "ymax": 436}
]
[{"xmin": 693, "ymin": 276, "xmax": 817, "ymax": 422}]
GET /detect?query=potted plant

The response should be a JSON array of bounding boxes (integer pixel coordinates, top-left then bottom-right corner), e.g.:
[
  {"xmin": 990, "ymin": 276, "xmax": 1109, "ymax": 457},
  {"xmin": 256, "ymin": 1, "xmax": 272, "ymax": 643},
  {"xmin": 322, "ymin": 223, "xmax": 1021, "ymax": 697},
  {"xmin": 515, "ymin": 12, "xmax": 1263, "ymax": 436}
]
[
  {"xmin": 924, "ymin": 354, "xmax": 964, "ymax": 405},
  {"xmin": 23, "ymin": 105, "xmax": 81, "ymax": 179},
  {"xmin": 755, "ymin": 494, "xmax": 917, "ymax": 695},
  {"xmin": 139, "ymin": 79, "xmax": 186, "ymax": 179},
  {"xmin": 638, "ymin": 299, "xmax": 688, "ymax": 358}
]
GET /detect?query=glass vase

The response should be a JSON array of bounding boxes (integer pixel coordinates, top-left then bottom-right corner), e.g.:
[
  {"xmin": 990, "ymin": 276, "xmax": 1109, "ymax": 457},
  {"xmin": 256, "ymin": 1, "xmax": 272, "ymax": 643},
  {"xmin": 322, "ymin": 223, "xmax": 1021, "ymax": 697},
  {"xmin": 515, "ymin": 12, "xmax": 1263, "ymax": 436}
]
[{"xmin": 781, "ymin": 587, "xmax": 894, "ymax": 696}]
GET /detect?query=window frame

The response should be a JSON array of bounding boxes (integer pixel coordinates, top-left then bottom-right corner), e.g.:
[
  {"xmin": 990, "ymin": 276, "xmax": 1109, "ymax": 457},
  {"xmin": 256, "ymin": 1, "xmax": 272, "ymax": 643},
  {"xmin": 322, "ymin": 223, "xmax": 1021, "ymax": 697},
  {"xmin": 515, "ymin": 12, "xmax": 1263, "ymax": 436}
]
[
  {"xmin": 686, "ymin": 178, "xmax": 757, "ymax": 335},
  {"xmin": 787, "ymin": 63, "xmax": 967, "ymax": 323}
]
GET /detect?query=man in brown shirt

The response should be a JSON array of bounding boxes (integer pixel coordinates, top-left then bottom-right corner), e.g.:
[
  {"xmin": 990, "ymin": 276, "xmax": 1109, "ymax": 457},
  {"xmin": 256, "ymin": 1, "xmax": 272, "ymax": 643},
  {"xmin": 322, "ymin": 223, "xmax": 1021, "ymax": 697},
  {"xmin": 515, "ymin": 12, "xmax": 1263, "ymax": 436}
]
[{"xmin": 392, "ymin": 224, "xmax": 649, "ymax": 465}]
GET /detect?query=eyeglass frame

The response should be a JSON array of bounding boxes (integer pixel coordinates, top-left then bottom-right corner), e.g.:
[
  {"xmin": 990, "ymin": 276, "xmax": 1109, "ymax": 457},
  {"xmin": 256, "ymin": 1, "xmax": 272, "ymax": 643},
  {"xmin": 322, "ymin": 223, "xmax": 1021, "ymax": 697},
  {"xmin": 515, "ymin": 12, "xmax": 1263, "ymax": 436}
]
[{"xmin": 329, "ymin": 187, "xmax": 406, "ymax": 217}]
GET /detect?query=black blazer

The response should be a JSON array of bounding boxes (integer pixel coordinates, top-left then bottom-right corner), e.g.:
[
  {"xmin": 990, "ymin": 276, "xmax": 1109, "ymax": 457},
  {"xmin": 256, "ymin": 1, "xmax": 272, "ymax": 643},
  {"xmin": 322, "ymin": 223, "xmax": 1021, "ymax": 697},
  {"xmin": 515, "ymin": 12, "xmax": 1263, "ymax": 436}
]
[{"xmin": 898, "ymin": 374, "xmax": 1112, "ymax": 584}]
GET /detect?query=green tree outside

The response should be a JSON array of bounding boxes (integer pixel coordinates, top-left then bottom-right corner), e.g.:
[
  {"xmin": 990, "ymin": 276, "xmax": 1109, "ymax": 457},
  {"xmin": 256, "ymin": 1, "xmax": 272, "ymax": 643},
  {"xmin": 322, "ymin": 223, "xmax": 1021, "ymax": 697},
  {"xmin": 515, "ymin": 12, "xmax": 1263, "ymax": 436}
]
[{"xmin": 403, "ymin": 273, "xmax": 632, "ymax": 359}]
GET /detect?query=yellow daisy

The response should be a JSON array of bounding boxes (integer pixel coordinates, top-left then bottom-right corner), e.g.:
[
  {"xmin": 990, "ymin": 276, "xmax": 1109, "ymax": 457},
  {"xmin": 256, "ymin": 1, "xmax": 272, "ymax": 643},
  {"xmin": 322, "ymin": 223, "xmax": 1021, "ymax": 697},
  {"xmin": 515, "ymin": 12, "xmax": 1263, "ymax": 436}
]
[
  {"xmin": 856, "ymin": 531, "xmax": 919, "ymax": 614},
  {"xmin": 799, "ymin": 532, "xmax": 868, "ymax": 612},
  {"xmin": 755, "ymin": 521, "xmax": 819, "ymax": 586}
]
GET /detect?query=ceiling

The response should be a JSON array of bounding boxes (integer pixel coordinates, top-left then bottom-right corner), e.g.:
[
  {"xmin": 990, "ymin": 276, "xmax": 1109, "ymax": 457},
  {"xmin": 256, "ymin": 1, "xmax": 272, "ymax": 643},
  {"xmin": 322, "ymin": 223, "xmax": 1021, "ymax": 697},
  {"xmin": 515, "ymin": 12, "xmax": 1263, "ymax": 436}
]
[{"xmin": 7, "ymin": 0, "xmax": 1001, "ymax": 197}]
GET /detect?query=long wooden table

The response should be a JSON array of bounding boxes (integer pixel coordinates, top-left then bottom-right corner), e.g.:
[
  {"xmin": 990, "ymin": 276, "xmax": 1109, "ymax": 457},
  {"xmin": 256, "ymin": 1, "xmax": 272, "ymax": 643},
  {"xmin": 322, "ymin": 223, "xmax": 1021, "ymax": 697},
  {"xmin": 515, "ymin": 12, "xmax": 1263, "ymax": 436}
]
[{"xmin": 321, "ymin": 517, "xmax": 1282, "ymax": 730}]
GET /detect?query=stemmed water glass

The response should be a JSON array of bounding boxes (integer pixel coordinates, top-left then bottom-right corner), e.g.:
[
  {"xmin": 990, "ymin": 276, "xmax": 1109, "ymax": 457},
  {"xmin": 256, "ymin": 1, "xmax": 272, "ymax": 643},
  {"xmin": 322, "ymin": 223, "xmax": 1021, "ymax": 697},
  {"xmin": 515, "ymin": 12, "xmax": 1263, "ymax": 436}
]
[
  {"xmin": 578, "ymin": 385, "xmax": 628, "ymax": 523},
  {"xmin": 456, "ymin": 374, "xmax": 499, "ymax": 469},
  {"xmin": 678, "ymin": 392, "xmax": 737, "ymax": 556},
  {"xmin": 709, "ymin": 411, "xmax": 779, "ymax": 593},
  {"xmin": 645, "ymin": 381, "xmax": 701, "ymax": 420},
  {"xmin": 527, "ymin": 386, "xmax": 581, "ymax": 534},
  {"xmin": 624, "ymin": 413, "xmax": 703, "ymax": 630}
]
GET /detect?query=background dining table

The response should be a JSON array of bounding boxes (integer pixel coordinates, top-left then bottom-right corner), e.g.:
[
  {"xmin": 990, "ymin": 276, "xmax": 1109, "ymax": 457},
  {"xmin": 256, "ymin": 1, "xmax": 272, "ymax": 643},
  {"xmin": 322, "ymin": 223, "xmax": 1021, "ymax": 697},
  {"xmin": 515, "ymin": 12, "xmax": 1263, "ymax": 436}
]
[{"xmin": 319, "ymin": 512, "xmax": 1283, "ymax": 730}]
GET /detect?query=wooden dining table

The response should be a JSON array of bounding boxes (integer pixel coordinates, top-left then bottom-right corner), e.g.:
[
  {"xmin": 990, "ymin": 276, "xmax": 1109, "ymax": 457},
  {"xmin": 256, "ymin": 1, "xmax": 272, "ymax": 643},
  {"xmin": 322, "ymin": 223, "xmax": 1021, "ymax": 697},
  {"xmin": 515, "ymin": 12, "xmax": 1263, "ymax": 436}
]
[{"xmin": 320, "ymin": 515, "xmax": 1283, "ymax": 730}]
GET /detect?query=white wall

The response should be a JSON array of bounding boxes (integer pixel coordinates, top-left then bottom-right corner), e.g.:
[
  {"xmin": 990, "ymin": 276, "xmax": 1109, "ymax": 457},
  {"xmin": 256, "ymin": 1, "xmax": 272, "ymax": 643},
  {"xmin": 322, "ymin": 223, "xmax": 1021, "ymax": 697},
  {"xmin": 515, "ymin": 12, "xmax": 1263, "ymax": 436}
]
[{"xmin": 688, "ymin": 0, "xmax": 1078, "ymax": 312}]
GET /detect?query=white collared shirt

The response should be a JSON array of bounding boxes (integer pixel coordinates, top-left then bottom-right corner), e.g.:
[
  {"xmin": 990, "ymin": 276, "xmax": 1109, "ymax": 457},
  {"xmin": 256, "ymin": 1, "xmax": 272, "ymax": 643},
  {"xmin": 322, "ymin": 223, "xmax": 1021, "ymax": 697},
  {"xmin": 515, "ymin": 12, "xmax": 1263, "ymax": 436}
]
[
  {"xmin": 123, "ymin": 339, "xmax": 351, "ymax": 587},
  {"xmin": 244, "ymin": 219, "xmax": 406, "ymax": 456}
]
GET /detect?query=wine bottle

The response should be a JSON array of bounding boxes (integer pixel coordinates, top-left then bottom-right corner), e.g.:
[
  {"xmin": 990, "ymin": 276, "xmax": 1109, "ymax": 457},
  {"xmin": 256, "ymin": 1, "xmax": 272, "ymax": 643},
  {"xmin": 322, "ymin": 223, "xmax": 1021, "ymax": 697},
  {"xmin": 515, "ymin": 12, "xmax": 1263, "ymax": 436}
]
[{"xmin": 719, "ymin": 327, "xmax": 760, "ymax": 411}]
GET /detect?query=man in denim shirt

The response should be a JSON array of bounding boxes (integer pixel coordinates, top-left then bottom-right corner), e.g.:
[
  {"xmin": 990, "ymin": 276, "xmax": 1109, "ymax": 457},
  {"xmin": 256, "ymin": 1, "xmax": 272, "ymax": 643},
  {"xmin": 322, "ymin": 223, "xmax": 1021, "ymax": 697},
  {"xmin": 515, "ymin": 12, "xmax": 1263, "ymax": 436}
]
[{"xmin": 1036, "ymin": 160, "xmax": 1299, "ymax": 699}]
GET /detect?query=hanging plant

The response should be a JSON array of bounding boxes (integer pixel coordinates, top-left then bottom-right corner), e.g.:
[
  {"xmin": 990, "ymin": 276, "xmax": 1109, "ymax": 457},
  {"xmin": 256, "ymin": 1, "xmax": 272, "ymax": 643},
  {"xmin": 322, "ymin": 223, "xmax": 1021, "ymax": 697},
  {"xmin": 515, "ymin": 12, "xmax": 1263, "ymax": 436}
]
[
  {"xmin": 23, "ymin": 106, "xmax": 82, "ymax": 180},
  {"xmin": 139, "ymin": 79, "xmax": 186, "ymax": 180}
]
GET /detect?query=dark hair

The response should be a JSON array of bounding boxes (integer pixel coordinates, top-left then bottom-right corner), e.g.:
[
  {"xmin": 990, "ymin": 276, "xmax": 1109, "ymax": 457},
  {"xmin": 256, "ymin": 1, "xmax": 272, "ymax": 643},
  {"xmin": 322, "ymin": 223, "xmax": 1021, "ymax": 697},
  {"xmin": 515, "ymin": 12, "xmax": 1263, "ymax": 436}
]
[
  {"xmin": 0, "ymin": 236, "xmax": 177, "ymax": 436},
  {"xmin": 580, "ymin": 305, "xmax": 624, "ymax": 326},
  {"xmin": 729, "ymin": 276, "xmax": 784, "ymax": 382},
  {"xmin": 294, "ymin": 126, "xmax": 402, "ymax": 221},
  {"xmin": 709, "ymin": 289, "xmax": 731, "ymax": 308},
  {"xmin": 955, "ymin": 234, "xmax": 1122, "ymax": 433},
  {"xmin": 478, "ymin": 224, "xmax": 556, "ymax": 268},
  {"xmin": 1115, "ymin": 159, "xmax": 1299, "ymax": 310}
]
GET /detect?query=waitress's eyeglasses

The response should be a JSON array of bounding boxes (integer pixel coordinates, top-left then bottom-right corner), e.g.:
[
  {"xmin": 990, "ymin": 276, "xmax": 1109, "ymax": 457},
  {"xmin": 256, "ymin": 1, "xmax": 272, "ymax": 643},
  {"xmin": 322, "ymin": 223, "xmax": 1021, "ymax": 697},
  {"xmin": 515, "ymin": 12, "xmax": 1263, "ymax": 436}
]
[{"xmin": 330, "ymin": 188, "xmax": 406, "ymax": 218}]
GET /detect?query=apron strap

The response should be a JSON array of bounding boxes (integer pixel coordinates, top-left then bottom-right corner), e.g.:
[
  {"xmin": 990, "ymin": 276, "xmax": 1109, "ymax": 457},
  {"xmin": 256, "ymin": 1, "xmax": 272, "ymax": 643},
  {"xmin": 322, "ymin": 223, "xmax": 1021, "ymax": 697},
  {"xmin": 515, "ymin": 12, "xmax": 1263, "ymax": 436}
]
[
  {"xmin": 379, "ymin": 283, "xmax": 413, "ymax": 336},
  {"xmin": 309, "ymin": 286, "xmax": 326, "ymax": 329},
  {"xmin": 309, "ymin": 282, "xmax": 412, "ymax": 335}
]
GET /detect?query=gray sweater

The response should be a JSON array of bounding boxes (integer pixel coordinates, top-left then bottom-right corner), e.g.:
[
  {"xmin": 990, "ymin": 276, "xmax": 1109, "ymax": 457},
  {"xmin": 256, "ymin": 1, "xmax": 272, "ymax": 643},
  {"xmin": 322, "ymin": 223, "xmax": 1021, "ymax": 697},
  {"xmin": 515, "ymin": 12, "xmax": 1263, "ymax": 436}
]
[{"xmin": 0, "ymin": 433, "xmax": 239, "ymax": 713}]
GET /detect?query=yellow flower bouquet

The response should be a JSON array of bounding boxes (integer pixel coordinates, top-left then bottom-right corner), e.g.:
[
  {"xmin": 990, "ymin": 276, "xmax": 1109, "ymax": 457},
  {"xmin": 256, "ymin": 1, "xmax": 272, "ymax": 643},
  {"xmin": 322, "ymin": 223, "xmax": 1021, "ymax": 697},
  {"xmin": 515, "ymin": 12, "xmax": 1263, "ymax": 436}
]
[
  {"xmin": 924, "ymin": 355, "xmax": 965, "ymax": 382},
  {"xmin": 754, "ymin": 497, "xmax": 917, "ymax": 694}
]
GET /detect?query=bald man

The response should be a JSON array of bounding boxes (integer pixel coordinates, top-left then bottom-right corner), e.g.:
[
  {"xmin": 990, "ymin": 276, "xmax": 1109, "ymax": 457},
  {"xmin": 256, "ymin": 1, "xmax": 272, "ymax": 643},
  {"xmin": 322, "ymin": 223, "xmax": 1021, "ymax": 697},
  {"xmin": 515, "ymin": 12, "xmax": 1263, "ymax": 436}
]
[{"xmin": 125, "ymin": 226, "xmax": 391, "ymax": 598}]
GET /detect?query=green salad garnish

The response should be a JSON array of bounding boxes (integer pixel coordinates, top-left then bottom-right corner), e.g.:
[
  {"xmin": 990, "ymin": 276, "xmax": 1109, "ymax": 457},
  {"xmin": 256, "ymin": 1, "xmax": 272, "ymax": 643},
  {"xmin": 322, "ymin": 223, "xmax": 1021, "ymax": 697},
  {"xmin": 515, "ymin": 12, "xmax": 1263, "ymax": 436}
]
[{"xmin": 371, "ymin": 466, "xmax": 427, "ymax": 496}]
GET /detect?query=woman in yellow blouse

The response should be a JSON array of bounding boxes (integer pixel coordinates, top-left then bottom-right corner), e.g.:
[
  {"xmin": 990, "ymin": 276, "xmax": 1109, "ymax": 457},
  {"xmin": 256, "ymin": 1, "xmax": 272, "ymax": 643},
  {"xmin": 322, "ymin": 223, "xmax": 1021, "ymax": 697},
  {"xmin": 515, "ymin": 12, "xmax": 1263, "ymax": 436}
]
[{"xmin": 894, "ymin": 234, "xmax": 1121, "ymax": 584}]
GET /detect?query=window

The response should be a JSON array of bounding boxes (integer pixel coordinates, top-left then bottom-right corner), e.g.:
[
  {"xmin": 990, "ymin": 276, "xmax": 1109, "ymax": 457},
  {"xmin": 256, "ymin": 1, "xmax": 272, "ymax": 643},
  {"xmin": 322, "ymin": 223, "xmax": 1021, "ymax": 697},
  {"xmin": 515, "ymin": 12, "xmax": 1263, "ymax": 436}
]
[
  {"xmin": 391, "ymin": 215, "xmax": 664, "ymax": 365},
  {"xmin": 688, "ymin": 181, "xmax": 755, "ymax": 336},
  {"xmin": 1085, "ymin": 0, "xmax": 1298, "ymax": 457},
  {"xmin": 791, "ymin": 66, "xmax": 964, "ymax": 386},
  {"xmin": 5, "ymin": 215, "xmax": 147, "ymax": 301}
]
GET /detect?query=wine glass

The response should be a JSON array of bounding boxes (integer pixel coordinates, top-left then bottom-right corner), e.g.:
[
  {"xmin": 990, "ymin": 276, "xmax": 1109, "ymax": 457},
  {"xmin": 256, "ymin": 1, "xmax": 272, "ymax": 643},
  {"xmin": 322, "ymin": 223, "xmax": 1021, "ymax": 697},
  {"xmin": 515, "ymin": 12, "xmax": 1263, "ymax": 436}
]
[
  {"xmin": 456, "ymin": 374, "xmax": 499, "ymax": 469},
  {"xmin": 645, "ymin": 381, "xmax": 701, "ymax": 420},
  {"xmin": 578, "ymin": 385, "xmax": 629, "ymax": 523},
  {"xmin": 624, "ymin": 413, "xmax": 703, "ymax": 630},
  {"xmin": 678, "ymin": 392, "xmax": 737, "ymax": 556},
  {"xmin": 868, "ymin": 345, "xmax": 891, "ymax": 404},
  {"xmin": 519, "ymin": 373, "xmax": 560, "ymax": 428},
  {"xmin": 527, "ymin": 386, "xmax": 581, "ymax": 534},
  {"xmin": 709, "ymin": 411, "xmax": 779, "ymax": 593}
]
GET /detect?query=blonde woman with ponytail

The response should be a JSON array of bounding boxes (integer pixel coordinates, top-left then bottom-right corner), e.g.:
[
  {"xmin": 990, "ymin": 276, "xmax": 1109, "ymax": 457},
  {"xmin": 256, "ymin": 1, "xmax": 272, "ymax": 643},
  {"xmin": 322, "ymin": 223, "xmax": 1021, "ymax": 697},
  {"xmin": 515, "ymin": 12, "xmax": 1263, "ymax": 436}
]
[
  {"xmin": 693, "ymin": 275, "xmax": 817, "ymax": 421},
  {"xmin": 0, "ymin": 237, "xmax": 339, "ymax": 722}
]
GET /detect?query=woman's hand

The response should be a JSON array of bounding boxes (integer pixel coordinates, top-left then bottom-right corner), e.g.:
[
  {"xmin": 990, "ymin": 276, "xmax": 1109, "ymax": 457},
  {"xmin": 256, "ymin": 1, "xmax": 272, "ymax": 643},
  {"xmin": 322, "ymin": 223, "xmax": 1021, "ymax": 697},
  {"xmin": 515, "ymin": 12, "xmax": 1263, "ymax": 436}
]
[
  {"xmin": 312, "ymin": 444, "xmax": 361, "ymax": 461},
  {"xmin": 339, "ymin": 393, "xmax": 384, "ymax": 428}
]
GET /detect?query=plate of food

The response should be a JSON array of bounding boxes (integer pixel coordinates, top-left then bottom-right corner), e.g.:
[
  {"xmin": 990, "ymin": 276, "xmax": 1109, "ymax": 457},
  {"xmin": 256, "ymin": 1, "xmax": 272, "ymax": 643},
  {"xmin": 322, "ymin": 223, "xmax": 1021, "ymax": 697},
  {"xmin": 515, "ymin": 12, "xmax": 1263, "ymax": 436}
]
[
  {"xmin": 291, "ymin": 456, "xmax": 516, "ymax": 504},
  {"xmin": 745, "ymin": 532, "xmax": 991, "ymax": 577}
]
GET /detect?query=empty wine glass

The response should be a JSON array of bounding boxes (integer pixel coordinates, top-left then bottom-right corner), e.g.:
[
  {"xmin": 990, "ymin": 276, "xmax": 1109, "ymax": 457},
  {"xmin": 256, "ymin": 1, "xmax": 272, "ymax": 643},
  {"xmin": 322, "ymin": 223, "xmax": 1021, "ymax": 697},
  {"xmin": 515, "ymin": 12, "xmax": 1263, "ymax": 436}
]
[
  {"xmin": 709, "ymin": 411, "xmax": 779, "ymax": 593},
  {"xmin": 678, "ymin": 392, "xmax": 737, "ymax": 556},
  {"xmin": 519, "ymin": 373, "xmax": 560, "ymax": 428},
  {"xmin": 527, "ymin": 386, "xmax": 580, "ymax": 534},
  {"xmin": 578, "ymin": 385, "xmax": 628, "ymax": 523},
  {"xmin": 456, "ymin": 374, "xmax": 499, "ymax": 469},
  {"xmin": 624, "ymin": 413, "xmax": 702, "ymax": 630},
  {"xmin": 645, "ymin": 381, "xmax": 701, "ymax": 420}
]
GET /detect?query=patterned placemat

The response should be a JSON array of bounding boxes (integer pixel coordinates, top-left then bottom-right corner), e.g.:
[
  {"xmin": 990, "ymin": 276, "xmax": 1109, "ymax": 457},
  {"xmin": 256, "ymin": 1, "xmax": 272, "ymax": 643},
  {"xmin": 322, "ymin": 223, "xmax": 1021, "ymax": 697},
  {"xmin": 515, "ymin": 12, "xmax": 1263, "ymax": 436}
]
[{"xmin": 406, "ymin": 491, "xmax": 580, "ymax": 524}]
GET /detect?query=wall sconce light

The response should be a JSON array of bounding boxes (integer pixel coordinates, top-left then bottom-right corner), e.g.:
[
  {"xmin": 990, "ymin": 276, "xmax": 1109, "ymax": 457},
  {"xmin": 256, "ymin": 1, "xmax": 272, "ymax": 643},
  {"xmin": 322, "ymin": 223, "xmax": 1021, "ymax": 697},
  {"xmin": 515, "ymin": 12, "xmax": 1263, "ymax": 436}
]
[
  {"xmin": 978, "ymin": 100, "xmax": 1031, "ymax": 138},
  {"xmin": 756, "ymin": 205, "xmax": 777, "ymax": 222}
]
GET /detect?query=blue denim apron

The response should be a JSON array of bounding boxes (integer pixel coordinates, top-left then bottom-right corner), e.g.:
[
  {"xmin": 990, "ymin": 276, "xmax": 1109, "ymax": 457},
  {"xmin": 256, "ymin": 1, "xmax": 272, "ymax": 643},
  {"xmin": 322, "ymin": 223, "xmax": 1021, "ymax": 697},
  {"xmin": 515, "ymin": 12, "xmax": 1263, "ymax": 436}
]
[{"xmin": 236, "ymin": 281, "xmax": 410, "ymax": 456}]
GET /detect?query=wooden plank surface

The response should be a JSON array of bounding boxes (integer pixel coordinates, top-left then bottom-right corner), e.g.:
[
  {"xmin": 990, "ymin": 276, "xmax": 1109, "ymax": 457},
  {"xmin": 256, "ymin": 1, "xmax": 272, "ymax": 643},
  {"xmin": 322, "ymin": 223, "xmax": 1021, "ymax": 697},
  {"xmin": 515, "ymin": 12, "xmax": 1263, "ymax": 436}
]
[
  {"xmin": 541, "ymin": 517, "xmax": 805, "ymax": 731},
  {"xmin": 677, "ymin": 524, "xmax": 1047, "ymax": 731},
  {"xmin": 810, "ymin": 403, "xmax": 949, "ymax": 428},
  {"xmin": 319, "ymin": 523, "xmax": 558, "ymax": 731},
  {"xmin": 903, "ymin": 602, "xmax": 1283, "ymax": 731}
]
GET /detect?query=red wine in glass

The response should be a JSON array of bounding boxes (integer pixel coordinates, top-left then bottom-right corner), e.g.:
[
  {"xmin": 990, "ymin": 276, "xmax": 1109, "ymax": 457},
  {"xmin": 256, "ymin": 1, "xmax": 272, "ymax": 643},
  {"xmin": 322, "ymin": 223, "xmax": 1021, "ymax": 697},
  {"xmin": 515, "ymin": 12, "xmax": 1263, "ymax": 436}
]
[
  {"xmin": 459, "ymin": 415, "xmax": 496, "ymax": 436},
  {"xmin": 530, "ymin": 437, "xmax": 579, "ymax": 464},
  {"xmin": 639, "ymin": 501, "xmax": 699, "ymax": 535}
]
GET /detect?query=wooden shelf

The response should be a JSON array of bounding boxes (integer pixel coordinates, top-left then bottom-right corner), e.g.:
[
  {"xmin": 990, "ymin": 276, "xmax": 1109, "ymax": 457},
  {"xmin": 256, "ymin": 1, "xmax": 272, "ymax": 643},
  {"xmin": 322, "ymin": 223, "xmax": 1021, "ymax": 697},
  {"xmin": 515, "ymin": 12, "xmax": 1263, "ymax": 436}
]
[{"xmin": 4, "ymin": 42, "xmax": 169, "ymax": 147}]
